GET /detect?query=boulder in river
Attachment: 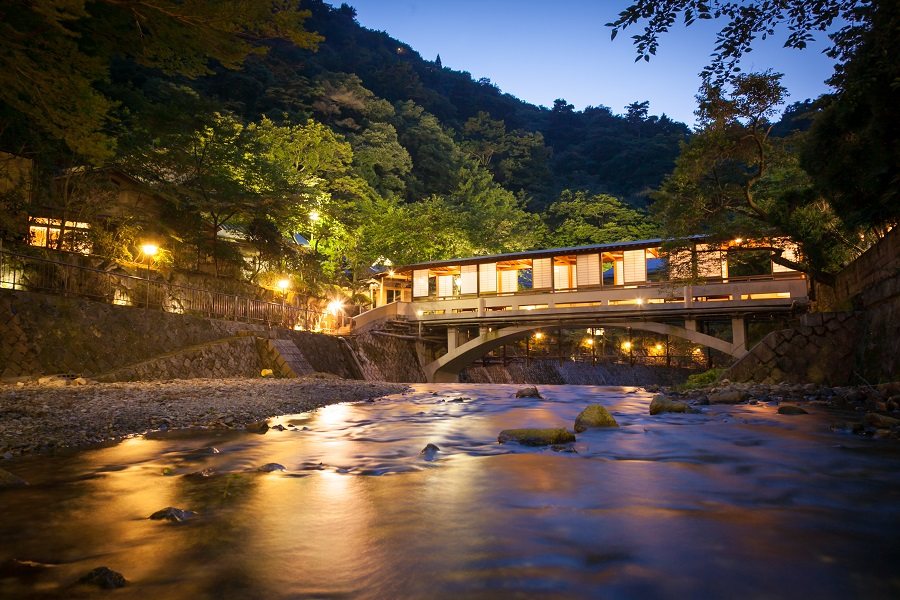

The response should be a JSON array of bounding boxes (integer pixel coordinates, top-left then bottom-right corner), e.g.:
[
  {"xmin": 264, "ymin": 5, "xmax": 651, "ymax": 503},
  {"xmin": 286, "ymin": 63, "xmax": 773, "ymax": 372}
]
[
  {"xmin": 148, "ymin": 507, "xmax": 197, "ymax": 522},
  {"xmin": 245, "ymin": 420, "xmax": 269, "ymax": 434},
  {"xmin": 257, "ymin": 463, "xmax": 286, "ymax": 472},
  {"xmin": 515, "ymin": 386, "xmax": 543, "ymax": 399},
  {"xmin": 777, "ymin": 405, "xmax": 809, "ymax": 415},
  {"xmin": 649, "ymin": 396, "xmax": 695, "ymax": 415},
  {"xmin": 863, "ymin": 413, "xmax": 900, "ymax": 429},
  {"xmin": 78, "ymin": 566, "xmax": 126, "ymax": 589},
  {"xmin": 709, "ymin": 390, "xmax": 749, "ymax": 404},
  {"xmin": 0, "ymin": 468, "xmax": 27, "ymax": 488},
  {"xmin": 420, "ymin": 443, "xmax": 440, "ymax": 461},
  {"xmin": 574, "ymin": 405, "xmax": 618, "ymax": 432},
  {"xmin": 498, "ymin": 428, "xmax": 575, "ymax": 446}
]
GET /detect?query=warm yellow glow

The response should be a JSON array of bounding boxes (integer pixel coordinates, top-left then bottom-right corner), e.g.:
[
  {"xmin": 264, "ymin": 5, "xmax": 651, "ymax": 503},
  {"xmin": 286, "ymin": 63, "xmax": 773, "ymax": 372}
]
[
  {"xmin": 734, "ymin": 237, "xmax": 744, "ymax": 244},
  {"xmin": 141, "ymin": 243, "xmax": 159, "ymax": 257},
  {"xmin": 327, "ymin": 299, "xmax": 344, "ymax": 315},
  {"xmin": 636, "ymin": 297, "xmax": 645, "ymax": 305},
  {"xmin": 534, "ymin": 332, "xmax": 544, "ymax": 341},
  {"xmin": 622, "ymin": 341, "xmax": 632, "ymax": 351},
  {"xmin": 655, "ymin": 343, "xmax": 663, "ymax": 351},
  {"xmin": 598, "ymin": 328, "xmax": 605, "ymax": 336},
  {"xmin": 584, "ymin": 338, "xmax": 594, "ymax": 346},
  {"xmin": 692, "ymin": 347, "xmax": 703, "ymax": 355},
  {"xmin": 309, "ymin": 210, "xmax": 321, "ymax": 222},
  {"xmin": 277, "ymin": 278, "xmax": 290, "ymax": 291},
  {"xmin": 416, "ymin": 309, "xmax": 424, "ymax": 317},
  {"xmin": 388, "ymin": 269, "xmax": 395, "ymax": 277}
]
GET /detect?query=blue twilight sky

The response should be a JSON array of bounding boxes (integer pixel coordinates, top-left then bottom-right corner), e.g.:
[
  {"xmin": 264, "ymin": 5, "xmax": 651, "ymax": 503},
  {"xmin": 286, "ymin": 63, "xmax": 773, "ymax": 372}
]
[{"xmin": 323, "ymin": 0, "xmax": 838, "ymax": 126}]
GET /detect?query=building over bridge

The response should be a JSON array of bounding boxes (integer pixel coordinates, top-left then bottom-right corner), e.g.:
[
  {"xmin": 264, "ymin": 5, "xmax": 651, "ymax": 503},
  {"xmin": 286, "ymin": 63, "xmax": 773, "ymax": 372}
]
[{"xmin": 355, "ymin": 237, "xmax": 808, "ymax": 382}]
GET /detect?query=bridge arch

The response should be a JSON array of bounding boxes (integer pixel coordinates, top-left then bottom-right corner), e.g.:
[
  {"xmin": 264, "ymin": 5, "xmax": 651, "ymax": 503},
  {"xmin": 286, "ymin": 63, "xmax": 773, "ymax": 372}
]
[{"xmin": 424, "ymin": 321, "xmax": 747, "ymax": 383}]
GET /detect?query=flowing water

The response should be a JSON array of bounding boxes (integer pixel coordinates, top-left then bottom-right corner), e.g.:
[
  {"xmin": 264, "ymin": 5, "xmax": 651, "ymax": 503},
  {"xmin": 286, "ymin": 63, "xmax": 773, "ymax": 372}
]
[{"xmin": 2, "ymin": 384, "xmax": 900, "ymax": 599}]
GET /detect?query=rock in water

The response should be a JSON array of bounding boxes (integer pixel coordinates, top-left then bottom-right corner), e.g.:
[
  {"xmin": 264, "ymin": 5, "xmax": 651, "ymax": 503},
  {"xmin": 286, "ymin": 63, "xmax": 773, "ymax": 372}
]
[
  {"xmin": 148, "ymin": 507, "xmax": 197, "ymax": 522},
  {"xmin": 515, "ymin": 386, "xmax": 543, "ymax": 399},
  {"xmin": 498, "ymin": 428, "xmax": 575, "ymax": 446},
  {"xmin": 649, "ymin": 396, "xmax": 695, "ymax": 415},
  {"xmin": 709, "ymin": 390, "xmax": 749, "ymax": 404},
  {"xmin": 257, "ymin": 463, "xmax": 286, "ymax": 472},
  {"xmin": 78, "ymin": 566, "xmax": 126, "ymax": 589},
  {"xmin": 245, "ymin": 420, "xmax": 269, "ymax": 434},
  {"xmin": 777, "ymin": 405, "xmax": 809, "ymax": 415},
  {"xmin": 0, "ymin": 468, "xmax": 27, "ymax": 488},
  {"xmin": 863, "ymin": 413, "xmax": 900, "ymax": 428},
  {"xmin": 420, "ymin": 443, "xmax": 440, "ymax": 461},
  {"xmin": 574, "ymin": 405, "xmax": 618, "ymax": 432}
]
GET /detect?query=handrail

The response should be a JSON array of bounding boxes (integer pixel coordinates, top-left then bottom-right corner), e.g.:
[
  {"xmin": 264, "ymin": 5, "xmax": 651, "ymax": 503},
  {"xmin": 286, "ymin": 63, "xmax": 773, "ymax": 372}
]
[{"xmin": 0, "ymin": 247, "xmax": 328, "ymax": 330}]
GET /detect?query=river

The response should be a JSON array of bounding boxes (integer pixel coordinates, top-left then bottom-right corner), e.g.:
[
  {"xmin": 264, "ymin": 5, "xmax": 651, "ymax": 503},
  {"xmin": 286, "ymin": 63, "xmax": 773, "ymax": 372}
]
[{"xmin": 2, "ymin": 384, "xmax": 900, "ymax": 599}]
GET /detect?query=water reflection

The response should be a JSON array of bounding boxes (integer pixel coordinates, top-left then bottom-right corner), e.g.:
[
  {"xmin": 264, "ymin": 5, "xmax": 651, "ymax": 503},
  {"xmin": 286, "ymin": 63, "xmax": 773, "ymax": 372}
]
[{"xmin": 2, "ymin": 384, "xmax": 900, "ymax": 599}]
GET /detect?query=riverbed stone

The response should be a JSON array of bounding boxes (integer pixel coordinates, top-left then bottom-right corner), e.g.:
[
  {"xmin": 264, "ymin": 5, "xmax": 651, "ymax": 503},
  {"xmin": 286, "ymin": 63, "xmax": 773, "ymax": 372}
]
[
  {"xmin": 149, "ymin": 507, "xmax": 197, "ymax": 522},
  {"xmin": 709, "ymin": 390, "xmax": 749, "ymax": 404},
  {"xmin": 649, "ymin": 396, "xmax": 694, "ymax": 415},
  {"xmin": 257, "ymin": 463, "xmax": 286, "ymax": 472},
  {"xmin": 498, "ymin": 428, "xmax": 575, "ymax": 446},
  {"xmin": 864, "ymin": 413, "xmax": 900, "ymax": 429},
  {"xmin": 420, "ymin": 443, "xmax": 440, "ymax": 461},
  {"xmin": 777, "ymin": 405, "xmax": 809, "ymax": 415},
  {"xmin": 515, "ymin": 386, "xmax": 543, "ymax": 399},
  {"xmin": 78, "ymin": 566, "xmax": 126, "ymax": 589},
  {"xmin": 0, "ymin": 468, "xmax": 27, "ymax": 487},
  {"xmin": 245, "ymin": 420, "xmax": 269, "ymax": 434},
  {"xmin": 574, "ymin": 405, "xmax": 619, "ymax": 431}
]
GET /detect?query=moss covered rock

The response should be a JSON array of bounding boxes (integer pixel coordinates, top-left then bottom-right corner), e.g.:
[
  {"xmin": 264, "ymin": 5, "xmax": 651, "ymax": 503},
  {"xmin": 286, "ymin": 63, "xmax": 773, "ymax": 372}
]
[
  {"xmin": 649, "ymin": 395, "xmax": 695, "ymax": 415},
  {"xmin": 515, "ymin": 386, "xmax": 543, "ymax": 399},
  {"xmin": 574, "ymin": 405, "xmax": 618, "ymax": 432},
  {"xmin": 498, "ymin": 428, "xmax": 575, "ymax": 446}
]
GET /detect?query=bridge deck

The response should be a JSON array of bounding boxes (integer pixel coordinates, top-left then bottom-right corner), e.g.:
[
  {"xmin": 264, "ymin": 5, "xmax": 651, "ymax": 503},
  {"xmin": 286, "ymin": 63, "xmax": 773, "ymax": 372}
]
[{"xmin": 355, "ymin": 276, "xmax": 807, "ymax": 330}]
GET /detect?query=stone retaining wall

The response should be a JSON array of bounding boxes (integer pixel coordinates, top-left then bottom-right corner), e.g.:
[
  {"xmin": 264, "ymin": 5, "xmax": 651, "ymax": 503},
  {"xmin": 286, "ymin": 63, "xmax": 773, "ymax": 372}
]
[
  {"xmin": 96, "ymin": 336, "xmax": 265, "ymax": 382},
  {"xmin": 0, "ymin": 290, "xmax": 270, "ymax": 380},
  {"xmin": 725, "ymin": 312, "xmax": 860, "ymax": 385},
  {"xmin": 727, "ymin": 228, "xmax": 899, "ymax": 385}
]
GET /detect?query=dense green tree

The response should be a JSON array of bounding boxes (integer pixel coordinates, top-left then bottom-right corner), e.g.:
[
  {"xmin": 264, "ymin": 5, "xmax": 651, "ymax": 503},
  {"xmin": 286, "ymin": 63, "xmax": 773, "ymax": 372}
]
[
  {"xmin": 802, "ymin": 0, "xmax": 899, "ymax": 231},
  {"xmin": 548, "ymin": 191, "xmax": 658, "ymax": 247},
  {"xmin": 0, "ymin": 0, "xmax": 321, "ymax": 161},
  {"xmin": 651, "ymin": 73, "xmax": 854, "ymax": 278}
]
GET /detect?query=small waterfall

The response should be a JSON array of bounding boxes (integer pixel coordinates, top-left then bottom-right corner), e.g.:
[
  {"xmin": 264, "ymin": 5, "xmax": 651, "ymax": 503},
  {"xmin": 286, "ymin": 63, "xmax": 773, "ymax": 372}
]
[{"xmin": 461, "ymin": 360, "xmax": 693, "ymax": 386}]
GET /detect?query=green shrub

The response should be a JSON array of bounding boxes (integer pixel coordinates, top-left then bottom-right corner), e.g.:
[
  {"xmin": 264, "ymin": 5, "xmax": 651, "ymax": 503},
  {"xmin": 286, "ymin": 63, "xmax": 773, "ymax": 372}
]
[{"xmin": 680, "ymin": 368, "xmax": 725, "ymax": 391}]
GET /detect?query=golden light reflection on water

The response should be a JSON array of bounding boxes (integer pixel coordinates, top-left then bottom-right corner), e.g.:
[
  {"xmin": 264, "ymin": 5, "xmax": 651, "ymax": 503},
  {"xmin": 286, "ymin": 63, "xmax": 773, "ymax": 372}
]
[{"xmin": 1, "ymin": 385, "xmax": 899, "ymax": 599}]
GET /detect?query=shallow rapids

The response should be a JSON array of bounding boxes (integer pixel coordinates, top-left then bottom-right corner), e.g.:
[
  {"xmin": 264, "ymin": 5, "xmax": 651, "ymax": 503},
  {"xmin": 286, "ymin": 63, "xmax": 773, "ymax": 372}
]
[{"xmin": 2, "ymin": 384, "xmax": 900, "ymax": 599}]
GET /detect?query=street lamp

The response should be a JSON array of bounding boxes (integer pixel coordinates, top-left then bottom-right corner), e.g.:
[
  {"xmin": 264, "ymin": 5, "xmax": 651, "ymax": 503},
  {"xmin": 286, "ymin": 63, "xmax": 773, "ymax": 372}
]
[{"xmin": 140, "ymin": 243, "xmax": 159, "ymax": 309}]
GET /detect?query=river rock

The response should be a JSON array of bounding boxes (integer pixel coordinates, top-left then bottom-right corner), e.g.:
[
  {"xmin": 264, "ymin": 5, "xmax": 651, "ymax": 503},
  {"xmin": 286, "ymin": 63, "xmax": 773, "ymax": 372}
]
[
  {"xmin": 709, "ymin": 390, "xmax": 748, "ymax": 404},
  {"xmin": 574, "ymin": 405, "xmax": 618, "ymax": 432},
  {"xmin": 0, "ymin": 468, "xmax": 27, "ymax": 487},
  {"xmin": 245, "ymin": 420, "xmax": 269, "ymax": 434},
  {"xmin": 148, "ymin": 507, "xmax": 197, "ymax": 522},
  {"xmin": 78, "ymin": 566, "xmax": 126, "ymax": 589},
  {"xmin": 777, "ymin": 405, "xmax": 809, "ymax": 415},
  {"xmin": 420, "ymin": 443, "xmax": 440, "ymax": 461},
  {"xmin": 649, "ymin": 396, "xmax": 694, "ymax": 415},
  {"xmin": 498, "ymin": 428, "xmax": 575, "ymax": 446},
  {"xmin": 515, "ymin": 386, "xmax": 543, "ymax": 399},
  {"xmin": 257, "ymin": 463, "xmax": 286, "ymax": 472},
  {"xmin": 863, "ymin": 413, "xmax": 900, "ymax": 429}
]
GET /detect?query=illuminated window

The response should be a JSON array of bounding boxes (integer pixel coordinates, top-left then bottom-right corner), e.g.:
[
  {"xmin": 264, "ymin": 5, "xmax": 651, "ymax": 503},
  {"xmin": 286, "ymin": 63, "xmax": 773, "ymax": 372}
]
[{"xmin": 28, "ymin": 217, "xmax": 92, "ymax": 254}]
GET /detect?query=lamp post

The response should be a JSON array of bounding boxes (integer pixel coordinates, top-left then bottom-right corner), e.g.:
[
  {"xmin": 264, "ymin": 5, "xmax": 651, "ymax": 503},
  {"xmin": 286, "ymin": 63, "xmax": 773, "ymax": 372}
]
[{"xmin": 140, "ymin": 243, "xmax": 159, "ymax": 309}]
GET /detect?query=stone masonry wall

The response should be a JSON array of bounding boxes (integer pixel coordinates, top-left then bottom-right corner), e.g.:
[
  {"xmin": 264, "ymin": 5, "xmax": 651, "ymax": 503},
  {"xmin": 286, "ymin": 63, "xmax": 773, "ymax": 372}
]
[
  {"xmin": 725, "ymin": 312, "xmax": 860, "ymax": 385},
  {"xmin": 0, "ymin": 290, "xmax": 272, "ymax": 380},
  {"xmin": 727, "ymin": 228, "xmax": 899, "ymax": 385},
  {"xmin": 95, "ymin": 336, "xmax": 264, "ymax": 382},
  {"xmin": 346, "ymin": 331, "xmax": 428, "ymax": 383}
]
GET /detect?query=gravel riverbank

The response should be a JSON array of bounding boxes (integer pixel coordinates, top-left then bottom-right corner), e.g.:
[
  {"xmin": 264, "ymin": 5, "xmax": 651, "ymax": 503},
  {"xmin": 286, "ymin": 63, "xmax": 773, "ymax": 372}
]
[{"xmin": 0, "ymin": 377, "xmax": 408, "ymax": 457}]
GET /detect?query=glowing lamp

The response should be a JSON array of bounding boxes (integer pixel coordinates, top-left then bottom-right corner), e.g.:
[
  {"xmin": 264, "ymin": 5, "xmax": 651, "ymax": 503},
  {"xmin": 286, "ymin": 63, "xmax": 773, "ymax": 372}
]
[
  {"xmin": 277, "ymin": 279, "xmax": 290, "ymax": 292},
  {"xmin": 534, "ymin": 332, "xmax": 544, "ymax": 340},
  {"xmin": 622, "ymin": 341, "xmax": 632, "ymax": 351},
  {"xmin": 327, "ymin": 299, "xmax": 344, "ymax": 315},
  {"xmin": 141, "ymin": 243, "xmax": 159, "ymax": 257}
]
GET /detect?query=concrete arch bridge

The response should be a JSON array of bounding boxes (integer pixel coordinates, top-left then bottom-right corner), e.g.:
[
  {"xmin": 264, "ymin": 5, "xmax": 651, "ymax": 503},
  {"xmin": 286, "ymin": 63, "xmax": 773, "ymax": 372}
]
[{"xmin": 353, "ymin": 238, "xmax": 809, "ymax": 382}]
